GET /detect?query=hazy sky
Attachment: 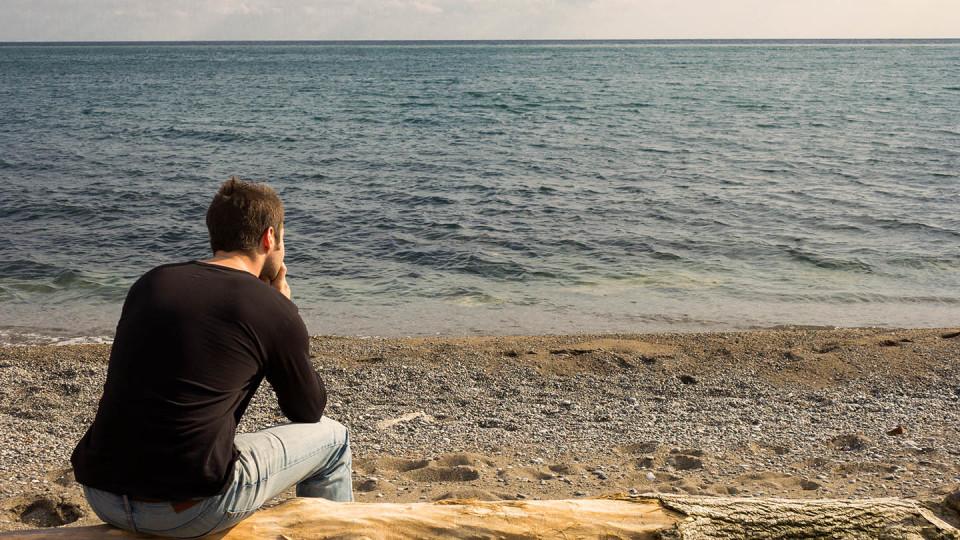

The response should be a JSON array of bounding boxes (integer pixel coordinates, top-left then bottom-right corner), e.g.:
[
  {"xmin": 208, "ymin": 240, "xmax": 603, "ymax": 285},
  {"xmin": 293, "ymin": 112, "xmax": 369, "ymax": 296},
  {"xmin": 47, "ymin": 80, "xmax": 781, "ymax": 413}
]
[{"xmin": 1, "ymin": 0, "xmax": 958, "ymax": 41}]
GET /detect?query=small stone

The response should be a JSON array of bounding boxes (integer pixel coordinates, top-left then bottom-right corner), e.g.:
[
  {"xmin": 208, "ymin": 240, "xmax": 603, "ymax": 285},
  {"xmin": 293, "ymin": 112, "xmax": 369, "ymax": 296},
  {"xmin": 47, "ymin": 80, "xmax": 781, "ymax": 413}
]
[
  {"xmin": 945, "ymin": 490, "xmax": 960, "ymax": 513},
  {"xmin": 668, "ymin": 454, "xmax": 704, "ymax": 471},
  {"xmin": 574, "ymin": 491, "xmax": 587, "ymax": 497},
  {"xmin": 646, "ymin": 472, "xmax": 656, "ymax": 481},
  {"xmin": 829, "ymin": 433, "xmax": 871, "ymax": 452},
  {"xmin": 886, "ymin": 425, "xmax": 906, "ymax": 436},
  {"xmin": 799, "ymin": 480, "xmax": 821, "ymax": 491},
  {"xmin": 358, "ymin": 478, "xmax": 379, "ymax": 492},
  {"xmin": 478, "ymin": 417, "xmax": 503, "ymax": 428}
]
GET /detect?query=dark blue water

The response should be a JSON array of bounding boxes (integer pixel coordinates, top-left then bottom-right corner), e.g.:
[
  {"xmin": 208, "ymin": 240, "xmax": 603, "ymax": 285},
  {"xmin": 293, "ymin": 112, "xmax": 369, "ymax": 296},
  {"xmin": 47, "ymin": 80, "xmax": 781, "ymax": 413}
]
[{"xmin": 1, "ymin": 41, "xmax": 958, "ymax": 343}]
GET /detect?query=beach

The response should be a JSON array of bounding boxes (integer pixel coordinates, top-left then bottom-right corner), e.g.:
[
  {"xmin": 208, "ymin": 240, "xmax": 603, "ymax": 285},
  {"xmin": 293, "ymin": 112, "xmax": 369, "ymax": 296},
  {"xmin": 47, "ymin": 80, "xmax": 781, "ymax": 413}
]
[{"xmin": 2, "ymin": 326, "xmax": 958, "ymax": 531}]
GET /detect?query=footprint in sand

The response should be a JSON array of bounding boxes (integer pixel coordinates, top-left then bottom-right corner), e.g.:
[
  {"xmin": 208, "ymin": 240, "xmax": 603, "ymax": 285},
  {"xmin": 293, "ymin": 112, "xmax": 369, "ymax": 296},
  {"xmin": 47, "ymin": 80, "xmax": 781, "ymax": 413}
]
[
  {"xmin": 547, "ymin": 463, "xmax": 583, "ymax": 476},
  {"xmin": 405, "ymin": 465, "xmax": 481, "ymax": 482},
  {"xmin": 358, "ymin": 453, "xmax": 485, "ymax": 483},
  {"xmin": 15, "ymin": 497, "xmax": 84, "ymax": 528},
  {"xmin": 434, "ymin": 452, "xmax": 495, "ymax": 468},
  {"xmin": 362, "ymin": 457, "xmax": 432, "ymax": 473},
  {"xmin": 432, "ymin": 489, "xmax": 514, "ymax": 501}
]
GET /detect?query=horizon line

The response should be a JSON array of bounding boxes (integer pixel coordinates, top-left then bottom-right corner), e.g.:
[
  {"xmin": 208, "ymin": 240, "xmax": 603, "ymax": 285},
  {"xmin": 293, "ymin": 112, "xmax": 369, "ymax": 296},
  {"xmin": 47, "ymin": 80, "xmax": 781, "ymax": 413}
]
[{"xmin": 1, "ymin": 37, "xmax": 959, "ymax": 45}]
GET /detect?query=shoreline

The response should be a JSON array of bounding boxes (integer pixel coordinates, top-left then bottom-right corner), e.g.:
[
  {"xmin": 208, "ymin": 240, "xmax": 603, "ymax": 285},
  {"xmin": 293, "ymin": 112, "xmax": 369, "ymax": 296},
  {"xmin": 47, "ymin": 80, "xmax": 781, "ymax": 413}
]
[
  {"xmin": 1, "ymin": 326, "xmax": 959, "ymax": 530},
  {"xmin": 2, "ymin": 322, "xmax": 958, "ymax": 347}
]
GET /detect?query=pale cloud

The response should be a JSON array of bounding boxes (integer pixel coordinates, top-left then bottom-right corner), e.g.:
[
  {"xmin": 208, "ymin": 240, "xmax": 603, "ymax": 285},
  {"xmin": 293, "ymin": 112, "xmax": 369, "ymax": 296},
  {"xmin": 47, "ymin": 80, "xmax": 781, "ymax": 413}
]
[
  {"xmin": 410, "ymin": 1, "xmax": 443, "ymax": 15},
  {"xmin": 0, "ymin": 0, "xmax": 957, "ymax": 41}
]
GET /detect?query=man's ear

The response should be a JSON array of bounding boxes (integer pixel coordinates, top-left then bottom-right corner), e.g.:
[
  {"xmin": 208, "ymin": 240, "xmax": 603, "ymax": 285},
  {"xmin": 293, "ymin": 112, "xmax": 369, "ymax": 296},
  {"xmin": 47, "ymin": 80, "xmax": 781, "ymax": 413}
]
[{"xmin": 261, "ymin": 226, "xmax": 276, "ymax": 252}]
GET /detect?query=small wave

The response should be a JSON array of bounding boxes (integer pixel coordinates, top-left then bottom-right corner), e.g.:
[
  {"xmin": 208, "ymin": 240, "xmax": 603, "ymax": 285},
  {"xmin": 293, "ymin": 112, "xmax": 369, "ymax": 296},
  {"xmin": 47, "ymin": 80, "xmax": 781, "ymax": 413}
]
[
  {"xmin": 768, "ymin": 292, "xmax": 960, "ymax": 305},
  {"xmin": 563, "ymin": 272, "xmax": 722, "ymax": 295},
  {"xmin": 637, "ymin": 146, "xmax": 686, "ymax": 154},
  {"xmin": 734, "ymin": 102, "xmax": 774, "ymax": 110},
  {"xmin": 0, "ymin": 328, "xmax": 113, "ymax": 347},
  {"xmin": 0, "ymin": 261, "xmax": 127, "ymax": 300},
  {"xmin": 822, "ymin": 222, "xmax": 867, "ymax": 234},
  {"xmin": 385, "ymin": 193, "xmax": 457, "ymax": 206},
  {"xmin": 545, "ymin": 238, "xmax": 594, "ymax": 252},
  {"xmin": 600, "ymin": 102, "xmax": 654, "ymax": 109},
  {"xmin": 785, "ymin": 248, "xmax": 873, "ymax": 273},
  {"xmin": 398, "ymin": 101, "xmax": 438, "ymax": 108},
  {"xmin": 443, "ymin": 289, "xmax": 505, "ymax": 307},
  {"xmin": 390, "ymin": 248, "xmax": 529, "ymax": 280},
  {"xmin": 4, "ymin": 200, "xmax": 100, "ymax": 222},
  {"xmin": 0, "ymin": 259, "xmax": 64, "ymax": 279},
  {"xmin": 402, "ymin": 116, "xmax": 443, "ymax": 125},
  {"xmin": 884, "ymin": 254, "xmax": 960, "ymax": 269},
  {"xmin": 426, "ymin": 221, "xmax": 463, "ymax": 230},
  {"xmin": 146, "ymin": 126, "xmax": 250, "ymax": 143},
  {"xmin": 861, "ymin": 217, "xmax": 960, "ymax": 240}
]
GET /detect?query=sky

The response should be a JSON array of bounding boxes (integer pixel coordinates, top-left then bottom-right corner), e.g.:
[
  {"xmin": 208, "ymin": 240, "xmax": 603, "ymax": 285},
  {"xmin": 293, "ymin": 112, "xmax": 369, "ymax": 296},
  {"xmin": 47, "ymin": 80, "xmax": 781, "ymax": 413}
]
[{"xmin": 0, "ymin": 0, "xmax": 958, "ymax": 41}]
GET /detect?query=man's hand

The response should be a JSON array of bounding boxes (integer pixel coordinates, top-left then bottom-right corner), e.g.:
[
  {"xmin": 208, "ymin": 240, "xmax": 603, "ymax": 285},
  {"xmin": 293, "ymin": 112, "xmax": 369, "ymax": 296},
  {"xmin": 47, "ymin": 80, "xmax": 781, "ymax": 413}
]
[{"xmin": 267, "ymin": 263, "xmax": 291, "ymax": 300}]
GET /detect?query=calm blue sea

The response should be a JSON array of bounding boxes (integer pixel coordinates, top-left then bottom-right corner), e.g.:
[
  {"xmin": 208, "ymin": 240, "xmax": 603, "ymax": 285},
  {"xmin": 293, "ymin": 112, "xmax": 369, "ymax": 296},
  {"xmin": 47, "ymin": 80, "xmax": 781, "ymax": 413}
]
[{"xmin": 1, "ymin": 40, "xmax": 958, "ymax": 344}]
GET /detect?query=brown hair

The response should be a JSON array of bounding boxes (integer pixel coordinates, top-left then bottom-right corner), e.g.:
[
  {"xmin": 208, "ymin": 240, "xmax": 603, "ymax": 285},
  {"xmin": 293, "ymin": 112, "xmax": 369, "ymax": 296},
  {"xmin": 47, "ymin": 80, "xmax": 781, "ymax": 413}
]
[{"xmin": 206, "ymin": 176, "xmax": 284, "ymax": 253}]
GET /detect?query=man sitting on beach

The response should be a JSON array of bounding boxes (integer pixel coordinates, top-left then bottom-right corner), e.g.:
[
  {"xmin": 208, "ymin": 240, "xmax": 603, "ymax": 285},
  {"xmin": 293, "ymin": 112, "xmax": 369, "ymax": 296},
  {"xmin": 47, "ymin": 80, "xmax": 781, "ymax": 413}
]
[{"xmin": 70, "ymin": 177, "xmax": 352, "ymax": 537}]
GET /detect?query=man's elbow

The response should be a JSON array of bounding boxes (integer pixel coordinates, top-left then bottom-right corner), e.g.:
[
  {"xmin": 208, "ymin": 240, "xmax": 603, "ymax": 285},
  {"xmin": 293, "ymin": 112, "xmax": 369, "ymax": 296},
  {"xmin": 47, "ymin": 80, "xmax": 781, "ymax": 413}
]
[{"xmin": 282, "ymin": 395, "xmax": 326, "ymax": 423}]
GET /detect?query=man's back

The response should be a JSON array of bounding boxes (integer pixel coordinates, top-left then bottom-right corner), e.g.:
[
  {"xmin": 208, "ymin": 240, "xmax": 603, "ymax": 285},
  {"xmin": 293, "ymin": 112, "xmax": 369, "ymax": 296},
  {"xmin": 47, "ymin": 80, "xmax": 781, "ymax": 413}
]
[{"xmin": 71, "ymin": 260, "xmax": 326, "ymax": 500}]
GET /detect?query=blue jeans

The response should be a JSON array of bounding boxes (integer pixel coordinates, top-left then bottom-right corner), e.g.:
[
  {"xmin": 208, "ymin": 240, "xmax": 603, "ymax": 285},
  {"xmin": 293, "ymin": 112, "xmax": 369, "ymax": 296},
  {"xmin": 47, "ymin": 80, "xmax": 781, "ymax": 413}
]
[{"xmin": 81, "ymin": 417, "xmax": 353, "ymax": 538}]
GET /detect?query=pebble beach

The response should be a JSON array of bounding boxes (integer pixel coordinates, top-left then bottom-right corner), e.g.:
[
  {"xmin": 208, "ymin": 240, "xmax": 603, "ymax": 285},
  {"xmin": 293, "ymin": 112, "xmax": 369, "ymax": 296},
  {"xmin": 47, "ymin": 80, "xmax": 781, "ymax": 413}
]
[{"xmin": 1, "ymin": 327, "xmax": 959, "ymax": 532}]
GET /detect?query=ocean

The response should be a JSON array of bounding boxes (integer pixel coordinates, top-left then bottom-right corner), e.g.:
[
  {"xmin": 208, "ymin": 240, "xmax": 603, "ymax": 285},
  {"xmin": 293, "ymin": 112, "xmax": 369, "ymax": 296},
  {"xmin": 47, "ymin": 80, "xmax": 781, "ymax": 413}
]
[{"xmin": 1, "ymin": 40, "xmax": 958, "ymax": 344}]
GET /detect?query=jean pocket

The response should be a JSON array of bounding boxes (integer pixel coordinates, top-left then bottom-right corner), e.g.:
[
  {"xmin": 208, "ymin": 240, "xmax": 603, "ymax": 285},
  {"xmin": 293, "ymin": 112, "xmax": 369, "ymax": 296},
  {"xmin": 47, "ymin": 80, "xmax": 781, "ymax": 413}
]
[
  {"xmin": 200, "ymin": 508, "xmax": 257, "ymax": 537},
  {"xmin": 134, "ymin": 498, "xmax": 219, "ymax": 538}
]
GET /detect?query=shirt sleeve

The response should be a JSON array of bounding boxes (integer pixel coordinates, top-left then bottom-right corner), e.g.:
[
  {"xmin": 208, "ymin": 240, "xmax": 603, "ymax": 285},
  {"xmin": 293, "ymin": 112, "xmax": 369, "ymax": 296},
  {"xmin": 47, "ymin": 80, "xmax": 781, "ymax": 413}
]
[{"xmin": 264, "ymin": 311, "xmax": 327, "ymax": 423}]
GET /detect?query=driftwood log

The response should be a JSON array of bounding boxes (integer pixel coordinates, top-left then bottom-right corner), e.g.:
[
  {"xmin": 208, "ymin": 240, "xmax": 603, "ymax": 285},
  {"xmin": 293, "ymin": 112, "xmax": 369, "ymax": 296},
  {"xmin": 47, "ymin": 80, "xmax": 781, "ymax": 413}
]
[{"xmin": 3, "ymin": 494, "xmax": 957, "ymax": 539}]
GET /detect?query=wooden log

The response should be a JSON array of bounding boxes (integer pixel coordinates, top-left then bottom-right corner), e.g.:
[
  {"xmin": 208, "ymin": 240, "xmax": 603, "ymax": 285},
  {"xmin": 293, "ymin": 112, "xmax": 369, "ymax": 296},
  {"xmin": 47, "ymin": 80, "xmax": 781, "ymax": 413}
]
[
  {"xmin": 2, "ymin": 494, "xmax": 956, "ymax": 539},
  {"xmin": 654, "ymin": 494, "xmax": 959, "ymax": 540}
]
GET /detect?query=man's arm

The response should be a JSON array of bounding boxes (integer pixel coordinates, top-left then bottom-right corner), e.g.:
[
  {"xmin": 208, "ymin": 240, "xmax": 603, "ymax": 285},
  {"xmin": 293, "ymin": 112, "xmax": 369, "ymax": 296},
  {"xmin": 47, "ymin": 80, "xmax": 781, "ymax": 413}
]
[{"xmin": 264, "ymin": 313, "xmax": 327, "ymax": 423}]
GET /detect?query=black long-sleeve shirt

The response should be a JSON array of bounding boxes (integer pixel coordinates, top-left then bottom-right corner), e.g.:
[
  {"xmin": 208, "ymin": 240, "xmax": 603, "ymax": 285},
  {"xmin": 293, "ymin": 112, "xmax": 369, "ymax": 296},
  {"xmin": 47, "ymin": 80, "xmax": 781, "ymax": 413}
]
[{"xmin": 71, "ymin": 260, "xmax": 326, "ymax": 500}]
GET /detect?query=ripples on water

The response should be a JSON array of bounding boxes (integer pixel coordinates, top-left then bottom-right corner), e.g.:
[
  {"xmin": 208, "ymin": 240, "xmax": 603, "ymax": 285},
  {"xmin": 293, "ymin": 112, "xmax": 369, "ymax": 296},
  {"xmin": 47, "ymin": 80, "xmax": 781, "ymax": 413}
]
[{"xmin": 1, "ymin": 41, "xmax": 958, "ymax": 342}]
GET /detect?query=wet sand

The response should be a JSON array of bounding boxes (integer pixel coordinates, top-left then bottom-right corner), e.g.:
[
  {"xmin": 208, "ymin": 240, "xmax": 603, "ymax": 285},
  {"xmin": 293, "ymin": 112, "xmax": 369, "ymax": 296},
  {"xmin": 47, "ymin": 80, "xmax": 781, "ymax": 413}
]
[{"xmin": 1, "ymin": 327, "xmax": 959, "ymax": 531}]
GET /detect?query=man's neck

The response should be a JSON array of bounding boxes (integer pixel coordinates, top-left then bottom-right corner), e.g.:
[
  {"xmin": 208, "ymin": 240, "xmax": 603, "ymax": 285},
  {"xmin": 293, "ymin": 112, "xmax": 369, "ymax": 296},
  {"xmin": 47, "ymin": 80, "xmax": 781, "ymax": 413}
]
[{"xmin": 202, "ymin": 251, "xmax": 263, "ymax": 278}]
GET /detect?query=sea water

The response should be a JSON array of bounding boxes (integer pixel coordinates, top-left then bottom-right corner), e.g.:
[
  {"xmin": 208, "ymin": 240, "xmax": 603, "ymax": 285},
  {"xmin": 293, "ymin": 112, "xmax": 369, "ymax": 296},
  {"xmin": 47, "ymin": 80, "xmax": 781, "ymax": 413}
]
[{"xmin": 1, "ymin": 40, "xmax": 958, "ymax": 343}]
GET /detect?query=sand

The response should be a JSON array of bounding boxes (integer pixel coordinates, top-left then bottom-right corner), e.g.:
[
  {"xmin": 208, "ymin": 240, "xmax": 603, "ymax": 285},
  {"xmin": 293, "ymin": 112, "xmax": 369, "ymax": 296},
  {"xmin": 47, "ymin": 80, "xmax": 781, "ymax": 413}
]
[{"xmin": 1, "ymin": 327, "xmax": 959, "ymax": 532}]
